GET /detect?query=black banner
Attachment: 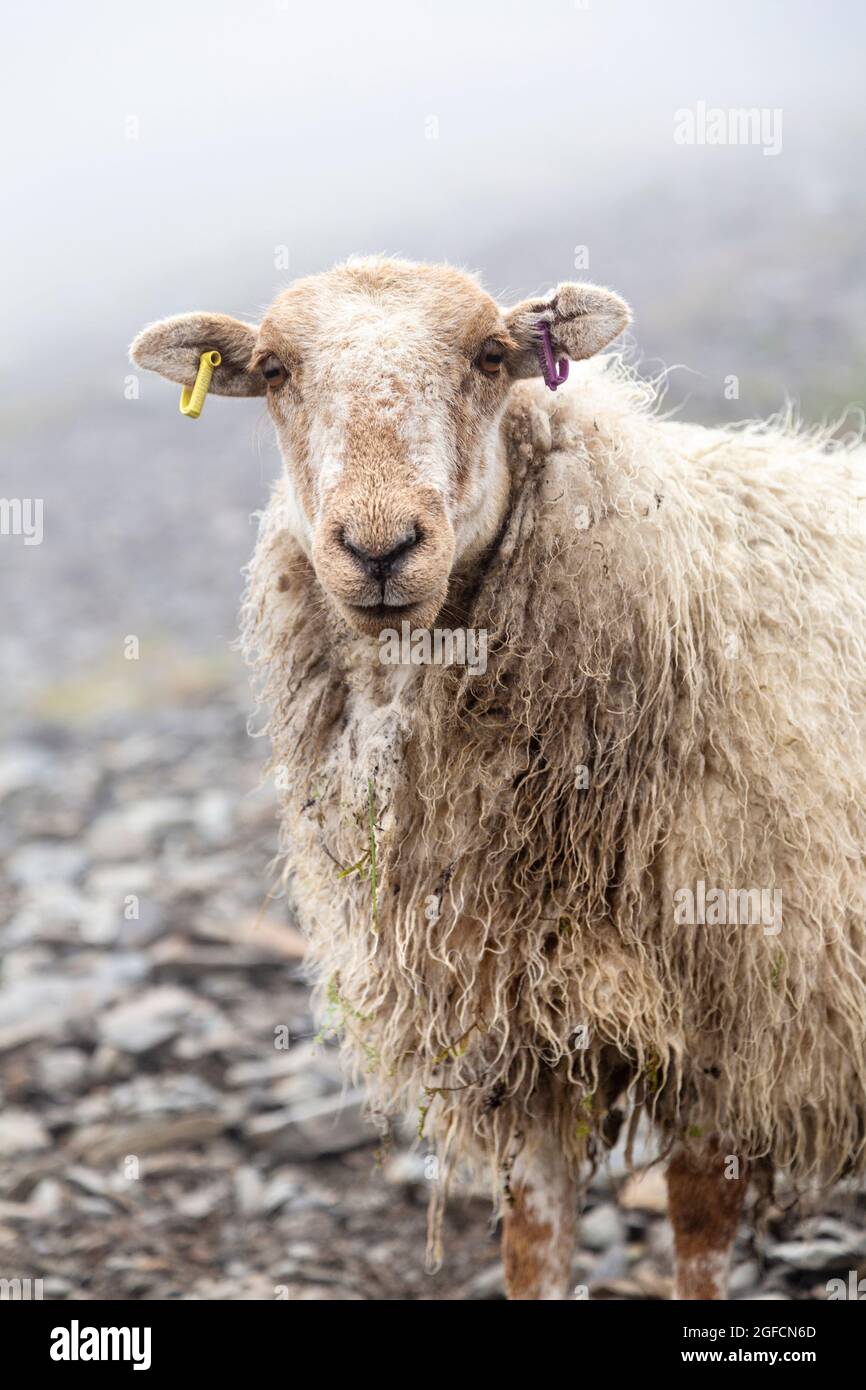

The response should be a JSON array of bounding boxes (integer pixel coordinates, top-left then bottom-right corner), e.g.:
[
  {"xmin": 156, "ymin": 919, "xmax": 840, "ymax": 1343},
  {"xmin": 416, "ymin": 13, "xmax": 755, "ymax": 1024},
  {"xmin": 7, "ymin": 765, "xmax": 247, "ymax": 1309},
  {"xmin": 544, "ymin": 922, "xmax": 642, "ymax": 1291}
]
[{"xmin": 4, "ymin": 1295, "xmax": 861, "ymax": 1376}]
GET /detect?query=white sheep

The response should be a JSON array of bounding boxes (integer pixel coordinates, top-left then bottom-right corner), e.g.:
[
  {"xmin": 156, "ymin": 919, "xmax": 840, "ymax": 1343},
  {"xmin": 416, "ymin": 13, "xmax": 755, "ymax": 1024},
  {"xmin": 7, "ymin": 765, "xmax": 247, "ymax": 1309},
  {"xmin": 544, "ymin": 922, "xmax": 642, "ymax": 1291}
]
[{"xmin": 132, "ymin": 256, "xmax": 866, "ymax": 1300}]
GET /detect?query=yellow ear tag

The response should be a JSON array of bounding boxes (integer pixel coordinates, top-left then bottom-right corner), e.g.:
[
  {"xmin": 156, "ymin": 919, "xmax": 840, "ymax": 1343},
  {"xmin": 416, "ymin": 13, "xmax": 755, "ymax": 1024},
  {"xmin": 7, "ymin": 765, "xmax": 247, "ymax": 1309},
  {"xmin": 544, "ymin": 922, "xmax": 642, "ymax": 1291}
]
[{"xmin": 179, "ymin": 349, "xmax": 222, "ymax": 419}]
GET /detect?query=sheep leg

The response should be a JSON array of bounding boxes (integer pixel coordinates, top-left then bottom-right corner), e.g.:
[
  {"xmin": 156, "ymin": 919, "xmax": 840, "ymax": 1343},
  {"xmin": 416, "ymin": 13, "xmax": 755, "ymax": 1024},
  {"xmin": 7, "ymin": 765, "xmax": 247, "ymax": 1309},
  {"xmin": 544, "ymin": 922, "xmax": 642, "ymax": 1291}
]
[
  {"xmin": 666, "ymin": 1141, "xmax": 748, "ymax": 1300},
  {"xmin": 501, "ymin": 1136, "xmax": 575, "ymax": 1299}
]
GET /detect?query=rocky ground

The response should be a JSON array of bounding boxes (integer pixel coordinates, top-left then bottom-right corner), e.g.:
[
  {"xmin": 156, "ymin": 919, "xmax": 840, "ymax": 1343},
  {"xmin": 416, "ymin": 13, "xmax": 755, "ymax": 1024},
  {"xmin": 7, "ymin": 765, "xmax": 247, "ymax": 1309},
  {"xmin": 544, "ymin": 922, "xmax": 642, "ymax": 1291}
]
[{"xmin": 1, "ymin": 403, "xmax": 865, "ymax": 1301}]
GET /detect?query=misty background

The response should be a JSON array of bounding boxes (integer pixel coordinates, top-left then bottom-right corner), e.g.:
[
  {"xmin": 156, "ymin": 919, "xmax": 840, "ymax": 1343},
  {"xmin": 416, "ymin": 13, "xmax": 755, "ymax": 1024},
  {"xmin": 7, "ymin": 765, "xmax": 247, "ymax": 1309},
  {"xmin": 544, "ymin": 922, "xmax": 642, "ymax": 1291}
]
[{"xmin": 2, "ymin": 0, "xmax": 865, "ymax": 706}]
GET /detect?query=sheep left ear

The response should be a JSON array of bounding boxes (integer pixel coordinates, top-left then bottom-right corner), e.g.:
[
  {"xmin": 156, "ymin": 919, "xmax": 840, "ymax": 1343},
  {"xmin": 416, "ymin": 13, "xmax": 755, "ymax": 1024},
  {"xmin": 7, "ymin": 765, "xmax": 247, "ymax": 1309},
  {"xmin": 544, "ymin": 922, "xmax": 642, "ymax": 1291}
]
[
  {"xmin": 129, "ymin": 312, "xmax": 266, "ymax": 397},
  {"xmin": 504, "ymin": 282, "xmax": 631, "ymax": 379}
]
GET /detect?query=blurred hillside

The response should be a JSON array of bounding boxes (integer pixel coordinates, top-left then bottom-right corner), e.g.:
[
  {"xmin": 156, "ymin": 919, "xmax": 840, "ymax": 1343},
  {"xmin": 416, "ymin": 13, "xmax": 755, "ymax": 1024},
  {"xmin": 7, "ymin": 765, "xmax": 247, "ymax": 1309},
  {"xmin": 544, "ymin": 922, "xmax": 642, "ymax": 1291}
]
[
  {"xmin": 2, "ymin": 0, "xmax": 865, "ymax": 713},
  {"xmin": 3, "ymin": 130, "xmax": 865, "ymax": 714}
]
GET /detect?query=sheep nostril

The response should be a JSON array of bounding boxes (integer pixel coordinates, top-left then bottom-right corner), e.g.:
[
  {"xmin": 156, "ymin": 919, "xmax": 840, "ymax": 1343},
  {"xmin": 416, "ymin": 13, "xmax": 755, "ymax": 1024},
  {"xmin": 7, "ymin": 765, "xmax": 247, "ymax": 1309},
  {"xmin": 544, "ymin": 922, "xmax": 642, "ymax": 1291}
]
[{"xmin": 342, "ymin": 525, "xmax": 420, "ymax": 580}]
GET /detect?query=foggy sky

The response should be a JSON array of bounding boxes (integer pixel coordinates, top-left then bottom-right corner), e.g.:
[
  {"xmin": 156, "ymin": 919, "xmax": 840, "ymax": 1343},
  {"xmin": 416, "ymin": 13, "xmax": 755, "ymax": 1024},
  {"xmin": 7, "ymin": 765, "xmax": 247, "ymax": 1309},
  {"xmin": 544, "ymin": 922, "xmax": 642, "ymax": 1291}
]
[{"xmin": 2, "ymin": 0, "xmax": 864, "ymax": 389}]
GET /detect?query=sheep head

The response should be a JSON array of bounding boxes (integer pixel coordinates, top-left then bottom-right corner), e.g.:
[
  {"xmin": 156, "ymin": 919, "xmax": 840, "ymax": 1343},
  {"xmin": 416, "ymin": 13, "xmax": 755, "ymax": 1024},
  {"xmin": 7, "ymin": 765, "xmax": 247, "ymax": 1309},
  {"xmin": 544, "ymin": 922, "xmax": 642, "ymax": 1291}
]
[{"xmin": 131, "ymin": 258, "xmax": 629, "ymax": 636}]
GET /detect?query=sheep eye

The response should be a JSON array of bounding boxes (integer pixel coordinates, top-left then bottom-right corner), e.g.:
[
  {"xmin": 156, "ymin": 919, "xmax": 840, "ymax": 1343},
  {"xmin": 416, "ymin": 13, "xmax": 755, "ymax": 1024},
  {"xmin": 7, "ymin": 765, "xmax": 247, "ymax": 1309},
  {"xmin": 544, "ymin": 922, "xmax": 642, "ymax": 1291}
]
[
  {"xmin": 477, "ymin": 345, "xmax": 504, "ymax": 376},
  {"xmin": 260, "ymin": 354, "xmax": 288, "ymax": 387}
]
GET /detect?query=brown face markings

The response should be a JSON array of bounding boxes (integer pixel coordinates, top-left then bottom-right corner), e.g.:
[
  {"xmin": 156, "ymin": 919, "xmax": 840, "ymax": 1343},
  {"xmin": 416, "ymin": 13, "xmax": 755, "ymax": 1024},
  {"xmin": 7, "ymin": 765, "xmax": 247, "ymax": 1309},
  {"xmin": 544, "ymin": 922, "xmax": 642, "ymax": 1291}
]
[
  {"xmin": 253, "ymin": 260, "xmax": 517, "ymax": 635},
  {"xmin": 280, "ymin": 404, "xmax": 317, "ymax": 521},
  {"xmin": 448, "ymin": 370, "xmax": 508, "ymax": 503}
]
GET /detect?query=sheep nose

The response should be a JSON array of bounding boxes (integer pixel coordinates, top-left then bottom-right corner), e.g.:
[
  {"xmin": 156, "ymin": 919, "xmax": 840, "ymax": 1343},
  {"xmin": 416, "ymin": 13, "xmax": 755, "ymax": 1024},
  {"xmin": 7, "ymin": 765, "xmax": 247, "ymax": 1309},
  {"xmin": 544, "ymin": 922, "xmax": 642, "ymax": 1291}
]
[{"xmin": 342, "ymin": 526, "xmax": 419, "ymax": 581}]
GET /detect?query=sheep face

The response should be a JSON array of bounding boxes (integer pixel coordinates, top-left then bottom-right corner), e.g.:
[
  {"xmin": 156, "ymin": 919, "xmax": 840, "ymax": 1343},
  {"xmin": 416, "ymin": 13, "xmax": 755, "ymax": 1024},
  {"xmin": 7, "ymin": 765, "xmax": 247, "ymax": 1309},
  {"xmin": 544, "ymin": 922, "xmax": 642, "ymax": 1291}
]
[
  {"xmin": 130, "ymin": 257, "xmax": 629, "ymax": 636},
  {"xmin": 256, "ymin": 260, "xmax": 519, "ymax": 636}
]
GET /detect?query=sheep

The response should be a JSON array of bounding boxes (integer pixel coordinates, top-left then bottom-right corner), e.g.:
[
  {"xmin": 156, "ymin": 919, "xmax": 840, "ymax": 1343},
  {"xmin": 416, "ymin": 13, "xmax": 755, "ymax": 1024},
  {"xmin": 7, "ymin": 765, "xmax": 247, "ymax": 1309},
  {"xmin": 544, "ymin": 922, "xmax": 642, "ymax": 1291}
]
[{"xmin": 131, "ymin": 256, "xmax": 866, "ymax": 1301}]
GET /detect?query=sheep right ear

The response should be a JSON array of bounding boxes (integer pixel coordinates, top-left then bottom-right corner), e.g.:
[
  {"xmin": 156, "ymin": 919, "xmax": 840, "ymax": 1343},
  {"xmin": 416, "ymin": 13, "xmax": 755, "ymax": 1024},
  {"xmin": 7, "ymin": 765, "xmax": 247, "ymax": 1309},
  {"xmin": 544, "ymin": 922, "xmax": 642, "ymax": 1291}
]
[
  {"xmin": 130, "ymin": 312, "xmax": 266, "ymax": 397},
  {"xmin": 504, "ymin": 282, "xmax": 631, "ymax": 379}
]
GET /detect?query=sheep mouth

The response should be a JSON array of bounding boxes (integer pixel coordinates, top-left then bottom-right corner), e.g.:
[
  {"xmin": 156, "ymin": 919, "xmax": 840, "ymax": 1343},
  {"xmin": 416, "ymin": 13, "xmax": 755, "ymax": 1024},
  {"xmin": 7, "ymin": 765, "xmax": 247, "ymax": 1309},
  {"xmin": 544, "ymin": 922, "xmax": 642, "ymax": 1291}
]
[{"xmin": 347, "ymin": 601, "xmax": 422, "ymax": 623}]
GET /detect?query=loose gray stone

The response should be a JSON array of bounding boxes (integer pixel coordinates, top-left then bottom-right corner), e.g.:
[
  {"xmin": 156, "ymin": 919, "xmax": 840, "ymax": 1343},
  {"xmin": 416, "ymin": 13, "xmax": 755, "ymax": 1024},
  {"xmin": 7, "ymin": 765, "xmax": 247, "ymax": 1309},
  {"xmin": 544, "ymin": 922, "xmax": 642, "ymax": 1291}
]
[
  {"xmin": 245, "ymin": 1089, "xmax": 374, "ymax": 1159},
  {"xmin": 0, "ymin": 1108, "xmax": 50, "ymax": 1155},
  {"xmin": 36, "ymin": 1046, "xmax": 89, "ymax": 1092},
  {"xmin": 234, "ymin": 1165, "xmax": 266, "ymax": 1216},
  {"xmin": 0, "ymin": 956, "xmax": 148, "ymax": 1051},
  {"xmin": 580, "ymin": 1202, "xmax": 626, "ymax": 1252},
  {"xmin": 8, "ymin": 841, "xmax": 86, "ymax": 886},
  {"xmin": 98, "ymin": 985, "xmax": 217, "ymax": 1054},
  {"xmin": 0, "ymin": 745, "xmax": 52, "ymax": 798}
]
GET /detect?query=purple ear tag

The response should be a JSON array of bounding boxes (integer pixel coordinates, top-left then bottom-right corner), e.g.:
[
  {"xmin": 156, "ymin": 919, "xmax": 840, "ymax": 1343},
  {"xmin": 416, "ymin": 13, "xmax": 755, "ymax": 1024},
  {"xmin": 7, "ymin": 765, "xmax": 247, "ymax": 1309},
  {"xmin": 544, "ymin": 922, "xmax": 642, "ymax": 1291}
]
[{"xmin": 536, "ymin": 321, "xmax": 569, "ymax": 391}]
